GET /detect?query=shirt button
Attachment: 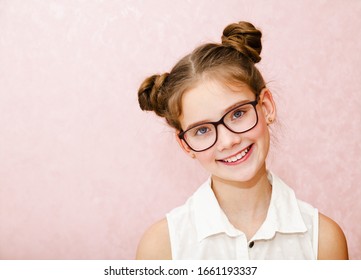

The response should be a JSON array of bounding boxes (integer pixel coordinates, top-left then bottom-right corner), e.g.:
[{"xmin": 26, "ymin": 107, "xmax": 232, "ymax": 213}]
[{"xmin": 249, "ymin": 241, "xmax": 255, "ymax": 248}]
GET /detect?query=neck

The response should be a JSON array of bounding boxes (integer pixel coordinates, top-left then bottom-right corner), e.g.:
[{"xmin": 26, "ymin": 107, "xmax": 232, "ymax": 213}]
[{"xmin": 211, "ymin": 166, "xmax": 272, "ymax": 220}]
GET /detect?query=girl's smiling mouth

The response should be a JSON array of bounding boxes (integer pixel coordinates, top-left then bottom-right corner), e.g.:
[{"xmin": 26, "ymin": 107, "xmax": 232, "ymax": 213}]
[{"xmin": 218, "ymin": 144, "xmax": 253, "ymax": 165}]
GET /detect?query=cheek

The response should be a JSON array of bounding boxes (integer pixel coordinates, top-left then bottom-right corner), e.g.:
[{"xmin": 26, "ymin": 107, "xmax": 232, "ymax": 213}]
[
  {"xmin": 250, "ymin": 116, "xmax": 271, "ymax": 144},
  {"xmin": 194, "ymin": 150, "xmax": 216, "ymax": 166}
]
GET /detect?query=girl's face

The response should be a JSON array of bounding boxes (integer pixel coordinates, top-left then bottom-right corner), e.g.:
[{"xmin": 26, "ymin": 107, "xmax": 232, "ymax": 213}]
[{"xmin": 177, "ymin": 78, "xmax": 276, "ymax": 186}]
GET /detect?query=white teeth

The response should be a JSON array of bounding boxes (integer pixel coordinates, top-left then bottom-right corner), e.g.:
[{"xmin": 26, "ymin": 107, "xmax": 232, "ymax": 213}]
[{"xmin": 223, "ymin": 147, "xmax": 250, "ymax": 163}]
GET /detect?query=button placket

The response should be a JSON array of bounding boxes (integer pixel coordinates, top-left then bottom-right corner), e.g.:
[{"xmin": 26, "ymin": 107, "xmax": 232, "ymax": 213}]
[{"xmin": 236, "ymin": 234, "xmax": 250, "ymax": 259}]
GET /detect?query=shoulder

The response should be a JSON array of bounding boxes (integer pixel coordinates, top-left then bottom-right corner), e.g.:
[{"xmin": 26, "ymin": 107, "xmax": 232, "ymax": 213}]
[
  {"xmin": 318, "ymin": 213, "xmax": 348, "ymax": 260},
  {"xmin": 136, "ymin": 218, "xmax": 172, "ymax": 260}
]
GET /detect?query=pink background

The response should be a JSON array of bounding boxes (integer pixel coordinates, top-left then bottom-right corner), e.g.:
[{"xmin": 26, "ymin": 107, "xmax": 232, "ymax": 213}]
[{"xmin": 0, "ymin": 0, "xmax": 360, "ymax": 259}]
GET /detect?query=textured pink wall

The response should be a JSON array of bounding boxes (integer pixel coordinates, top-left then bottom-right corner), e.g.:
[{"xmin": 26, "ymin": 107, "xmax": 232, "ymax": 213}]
[{"xmin": 0, "ymin": 0, "xmax": 360, "ymax": 259}]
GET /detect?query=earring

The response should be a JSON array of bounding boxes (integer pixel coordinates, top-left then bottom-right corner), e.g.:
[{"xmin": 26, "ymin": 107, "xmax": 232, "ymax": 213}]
[
  {"xmin": 267, "ymin": 117, "xmax": 273, "ymax": 124},
  {"xmin": 190, "ymin": 153, "xmax": 195, "ymax": 158}
]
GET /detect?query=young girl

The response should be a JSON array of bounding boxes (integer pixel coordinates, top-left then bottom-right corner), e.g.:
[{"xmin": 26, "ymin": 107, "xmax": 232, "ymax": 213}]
[{"xmin": 136, "ymin": 21, "xmax": 348, "ymax": 260}]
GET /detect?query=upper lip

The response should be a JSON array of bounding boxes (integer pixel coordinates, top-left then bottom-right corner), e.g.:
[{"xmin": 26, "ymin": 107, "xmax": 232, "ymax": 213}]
[{"xmin": 217, "ymin": 144, "xmax": 252, "ymax": 161}]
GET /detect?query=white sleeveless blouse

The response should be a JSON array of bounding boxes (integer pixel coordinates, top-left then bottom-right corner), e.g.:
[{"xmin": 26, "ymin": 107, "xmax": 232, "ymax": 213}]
[{"xmin": 166, "ymin": 172, "xmax": 319, "ymax": 259}]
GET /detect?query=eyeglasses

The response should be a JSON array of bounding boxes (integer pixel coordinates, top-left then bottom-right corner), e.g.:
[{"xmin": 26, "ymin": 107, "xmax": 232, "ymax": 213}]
[{"xmin": 178, "ymin": 99, "xmax": 259, "ymax": 152}]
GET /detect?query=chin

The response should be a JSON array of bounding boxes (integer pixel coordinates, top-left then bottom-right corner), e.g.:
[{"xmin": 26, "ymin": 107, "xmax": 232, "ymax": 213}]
[
  {"xmin": 212, "ymin": 169, "xmax": 257, "ymax": 184},
  {"xmin": 212, "ymin": 161, "xmax": 267, "ymax": 184}
]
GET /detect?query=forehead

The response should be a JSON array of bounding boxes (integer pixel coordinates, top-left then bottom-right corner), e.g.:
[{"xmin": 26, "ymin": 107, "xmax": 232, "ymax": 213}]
[{"xmin": 180, "ymin": 79, "xmax": 255, "ymax": 128}]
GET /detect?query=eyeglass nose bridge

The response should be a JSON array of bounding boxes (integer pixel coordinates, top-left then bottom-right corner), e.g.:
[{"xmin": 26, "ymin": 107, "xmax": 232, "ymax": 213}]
[
  {"xmin": 213, "ymin": 114, "xmax": 239, "ymax": 134},
  {"xmin": 210, "ymin": 116, "xmax": 246, "ymax": 149}
]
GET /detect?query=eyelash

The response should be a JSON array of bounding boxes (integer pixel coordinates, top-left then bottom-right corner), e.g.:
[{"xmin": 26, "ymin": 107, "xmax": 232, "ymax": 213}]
[
  {"xmin": 195, "ymin": 127, "xmax": 210, "ymax": 135},
  {"xmin": 232, "ymin": 110, "xmax": 245, "ymax": 119}
]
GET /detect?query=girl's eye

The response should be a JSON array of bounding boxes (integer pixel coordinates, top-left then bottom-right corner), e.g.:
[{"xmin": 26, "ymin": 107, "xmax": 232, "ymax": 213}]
[
  {"xmin": 195, "ymin": 126, "xmax": 210, "ymax": 136},
  {"xmin": 232, "ymin": 110, "xmax": 245, "ymax": 119}
]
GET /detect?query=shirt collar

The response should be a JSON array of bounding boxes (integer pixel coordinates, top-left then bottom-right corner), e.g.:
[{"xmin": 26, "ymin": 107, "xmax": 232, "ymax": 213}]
[
  {"xmin": 193, "ymin": 177, "xmax": 241, "ymax": 242},
  {"xmin": 192, "ymin": 172, "xmax": 308, "ymax": 242}
]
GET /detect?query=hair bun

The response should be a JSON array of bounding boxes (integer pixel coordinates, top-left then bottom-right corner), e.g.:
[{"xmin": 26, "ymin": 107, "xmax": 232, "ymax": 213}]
[
  {"xmin": 137, "ymin": 73, "xmax": 169, "ymax": 117},
  {"xmin": 221, "ymin": 21, "xmax": 262, "ymax": 63}
]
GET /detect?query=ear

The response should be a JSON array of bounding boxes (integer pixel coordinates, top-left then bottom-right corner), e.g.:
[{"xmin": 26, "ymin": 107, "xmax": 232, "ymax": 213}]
[
  {"xmin": 175, "ymin": 132, "xmax": 196, "ymax": 159},
  {"xmin": 259, "ymin": 88, "xmax": 276, "ymax": 124}
]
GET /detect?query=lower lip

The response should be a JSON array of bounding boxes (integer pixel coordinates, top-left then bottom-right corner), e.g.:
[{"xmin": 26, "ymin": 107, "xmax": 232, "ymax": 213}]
[{"xmin": 219, "ymin": 144, "xmax": 254, "ymax": 166}]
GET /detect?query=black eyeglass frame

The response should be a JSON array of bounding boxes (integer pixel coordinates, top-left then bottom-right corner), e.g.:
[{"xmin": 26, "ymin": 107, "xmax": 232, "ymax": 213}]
[{"xmin": 178, "ymin": 99, "xmax": 259, "ymax": 152}]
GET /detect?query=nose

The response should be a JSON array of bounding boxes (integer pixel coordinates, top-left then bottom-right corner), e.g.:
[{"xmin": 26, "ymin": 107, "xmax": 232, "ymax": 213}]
[{"xmin": 216, "ymin": 124, "xmax": 242, "ymax": 152}]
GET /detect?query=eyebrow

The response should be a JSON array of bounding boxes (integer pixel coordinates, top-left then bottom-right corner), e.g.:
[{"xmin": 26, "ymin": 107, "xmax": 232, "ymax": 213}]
[{"xmin": 185, "ymin": 99, "xmax": 253, "ymax": 130}]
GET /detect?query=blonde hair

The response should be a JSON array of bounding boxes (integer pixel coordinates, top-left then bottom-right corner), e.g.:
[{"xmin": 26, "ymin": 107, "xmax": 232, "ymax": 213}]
[{"xmin": 137, "ymin": 21, "xmax": 265, "ymax": 131}]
